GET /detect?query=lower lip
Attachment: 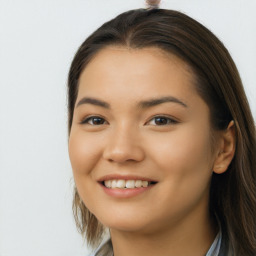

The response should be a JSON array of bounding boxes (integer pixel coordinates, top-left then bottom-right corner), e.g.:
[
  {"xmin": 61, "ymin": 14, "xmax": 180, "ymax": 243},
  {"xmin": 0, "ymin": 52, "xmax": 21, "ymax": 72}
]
[{"xmin": 100, "ymin": 183, "xmax": 154, "ymax": 198}]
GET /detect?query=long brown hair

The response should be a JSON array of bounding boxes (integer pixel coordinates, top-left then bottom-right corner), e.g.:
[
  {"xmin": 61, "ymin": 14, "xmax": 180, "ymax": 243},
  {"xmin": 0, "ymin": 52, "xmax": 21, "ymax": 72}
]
[{"xmin": 68, "ymin": 8, "xmax": 256, "ymax": 255}]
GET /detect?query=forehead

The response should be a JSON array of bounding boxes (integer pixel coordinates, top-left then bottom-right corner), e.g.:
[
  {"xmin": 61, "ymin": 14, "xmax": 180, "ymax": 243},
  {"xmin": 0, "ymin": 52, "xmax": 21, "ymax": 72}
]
[
  {"xmin": 79, "ymin": 46, "xmax": 195, "ymax": 82},
  {"xmin": 80, "ymin": 46, "xmax": 195, "ymax": 81},
  {"xmin": 77, "ymin": 46, "xmax": 199, "ymax": 107}
]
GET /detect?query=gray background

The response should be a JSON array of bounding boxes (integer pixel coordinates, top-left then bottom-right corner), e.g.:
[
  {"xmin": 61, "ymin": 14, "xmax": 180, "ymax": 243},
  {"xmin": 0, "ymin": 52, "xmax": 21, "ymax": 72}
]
[{"xmin": 0, "ymin": 0, "xmax": 255, "ymax": 255}]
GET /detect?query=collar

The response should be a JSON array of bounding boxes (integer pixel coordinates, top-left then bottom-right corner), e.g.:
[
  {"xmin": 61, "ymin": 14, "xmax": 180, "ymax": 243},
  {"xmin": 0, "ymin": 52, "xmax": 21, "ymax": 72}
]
[{"xmin": 205, "ymin": 229, "xmax": 222, "ymax": 256}]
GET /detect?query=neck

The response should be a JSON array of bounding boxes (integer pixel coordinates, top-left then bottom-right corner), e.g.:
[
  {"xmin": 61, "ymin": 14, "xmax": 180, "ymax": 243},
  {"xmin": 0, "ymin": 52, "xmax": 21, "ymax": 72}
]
[{"xmin": 110, "ymin": 210, "xmax": 217, "ymax": 256}]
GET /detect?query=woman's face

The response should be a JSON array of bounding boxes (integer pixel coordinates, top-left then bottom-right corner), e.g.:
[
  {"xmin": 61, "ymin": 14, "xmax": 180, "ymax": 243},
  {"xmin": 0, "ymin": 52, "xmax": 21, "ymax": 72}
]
[{"xmin": 69, "ymin": 47, "xmax": 218, "ymax": 234}]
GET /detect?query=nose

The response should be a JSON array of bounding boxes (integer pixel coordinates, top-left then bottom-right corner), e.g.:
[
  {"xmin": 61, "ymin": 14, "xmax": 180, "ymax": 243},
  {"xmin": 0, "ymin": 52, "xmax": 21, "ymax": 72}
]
[{"xmin": 103, "ymin": 124, "xmax": 145, "ymax": 163}]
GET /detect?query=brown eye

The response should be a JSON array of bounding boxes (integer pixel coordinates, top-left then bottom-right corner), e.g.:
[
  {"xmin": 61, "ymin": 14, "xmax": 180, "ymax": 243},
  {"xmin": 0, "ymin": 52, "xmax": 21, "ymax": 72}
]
[
  {"xmin": 81, "ymin": 116, "xmax": 106, "ymax": 125},
  {"xmin": 147, "ymin": 116, "xmax": 178, "ymax": 126},
  {"xmin": 155, "ymin": 117, "xmax": 169, "ymax": 125}
]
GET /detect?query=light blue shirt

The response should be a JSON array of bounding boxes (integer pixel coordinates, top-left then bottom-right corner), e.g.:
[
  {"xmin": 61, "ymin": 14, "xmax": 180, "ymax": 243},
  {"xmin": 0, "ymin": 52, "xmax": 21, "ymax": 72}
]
[{"xmin": 206, "ymin": 230, "xmax": 222, "ymax": 256}]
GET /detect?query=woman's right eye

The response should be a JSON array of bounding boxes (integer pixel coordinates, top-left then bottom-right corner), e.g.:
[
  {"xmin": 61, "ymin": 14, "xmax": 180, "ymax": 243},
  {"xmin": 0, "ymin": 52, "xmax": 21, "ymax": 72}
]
[{"xmin": 80, "ymin": 116, "xmax": 107, "ymax": 125}]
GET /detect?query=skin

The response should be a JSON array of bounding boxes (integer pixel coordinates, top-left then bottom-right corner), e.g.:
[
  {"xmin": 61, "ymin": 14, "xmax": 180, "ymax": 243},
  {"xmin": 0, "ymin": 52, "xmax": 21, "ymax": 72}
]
[{"xmin": 69, "ymin": 46, "xmax": 236, "ymax": 256}]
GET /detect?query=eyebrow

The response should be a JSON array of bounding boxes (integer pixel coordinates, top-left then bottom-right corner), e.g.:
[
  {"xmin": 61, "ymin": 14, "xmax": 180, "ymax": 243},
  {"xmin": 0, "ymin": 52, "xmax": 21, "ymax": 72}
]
[
  {"xmin": 138, "ymin": 96, "xmax": 188, "ymax": 108},
  {"xmin": 76, "ymin": 96, "xmax": 187, "ymax": 109},
  {"xmin": 76, "ymin": 97, "xmax": 110, "ymax": 109}
]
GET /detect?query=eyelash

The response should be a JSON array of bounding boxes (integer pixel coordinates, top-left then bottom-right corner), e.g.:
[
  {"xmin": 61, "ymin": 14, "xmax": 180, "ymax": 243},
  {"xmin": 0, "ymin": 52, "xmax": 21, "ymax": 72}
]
[
  {"xmin": 146, "ymin": 116, "xmax": 179, "ymax": 126},
  {"xmin": 80, "ymin": 116, "xmax": 108, "ymax": 125},
  {"xmin": 80, "ymin": 115, "xmax": 178, "ymax": 126}
]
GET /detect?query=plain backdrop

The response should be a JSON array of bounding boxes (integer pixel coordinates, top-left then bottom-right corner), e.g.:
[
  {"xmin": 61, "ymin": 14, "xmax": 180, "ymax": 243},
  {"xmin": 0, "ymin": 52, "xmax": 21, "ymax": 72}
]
[{"xmin": 0, "ymin": 0, "xmax": 255, "ymax": 256}]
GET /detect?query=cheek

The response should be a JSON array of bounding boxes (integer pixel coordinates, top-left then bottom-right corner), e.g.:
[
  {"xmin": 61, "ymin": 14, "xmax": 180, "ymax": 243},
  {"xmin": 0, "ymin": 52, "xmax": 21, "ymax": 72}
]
[
  {"xmin": 146, "ymin": 125, "xmax": 214, "ymax": 200},
  {"xmin": 68, "ymin": 130, "xmax": 102, "ymax": 178},
  {"xmin": 144, "ymin": 129, "xmax": 213, "ymax": 220},
  {"xmin": 151, "ymin": 125, "xmax": 213, "ymax": 171}
]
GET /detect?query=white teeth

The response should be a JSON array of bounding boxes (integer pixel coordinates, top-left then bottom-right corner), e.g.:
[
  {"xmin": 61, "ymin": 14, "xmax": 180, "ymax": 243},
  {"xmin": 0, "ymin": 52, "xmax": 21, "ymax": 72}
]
[
  {"xmin": 126, "ymin": 180, "xmax": 135, "ymax": 188},
  {"xmin": 103, "ymin": 179, "xmax": 152, "ymax": 189},
  {"xmin": 105, "ymin": 180, "xmax": 111, "ymax": 188},
  {"xmin": 135, "ymin": 180, "xmax": 142, "ymax": 188},
  {"xmin": 142, "ymin": 181, "xmax": 149, "ymax": 187},
  {"xmin": 116, "ymin": 180, "xmax": 126, "ymax": 188},
  {"xmin": 112, "ymin": 180, "xmax": 117, "ymax": 188}
]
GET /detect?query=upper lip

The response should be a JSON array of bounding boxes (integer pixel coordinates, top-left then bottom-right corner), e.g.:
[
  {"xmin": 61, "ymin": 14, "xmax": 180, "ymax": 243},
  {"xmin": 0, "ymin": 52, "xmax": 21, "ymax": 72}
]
[{"xmin": 97, "ymin": 174, "xmax": 158, "ymax": 183}]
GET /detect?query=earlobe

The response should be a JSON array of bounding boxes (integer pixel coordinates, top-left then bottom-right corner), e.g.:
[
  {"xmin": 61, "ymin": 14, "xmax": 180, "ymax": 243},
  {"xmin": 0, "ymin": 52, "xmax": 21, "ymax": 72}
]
[{"xmin": 213, "ymin": 120, "xmax": 236, "ymax": 174}]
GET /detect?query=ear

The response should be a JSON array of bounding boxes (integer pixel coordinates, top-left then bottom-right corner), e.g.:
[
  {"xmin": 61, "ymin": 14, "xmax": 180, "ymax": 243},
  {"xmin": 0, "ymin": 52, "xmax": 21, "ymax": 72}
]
[{"xmin": 213, "ymin": 120, "xmax": 236, "ymax": 174}]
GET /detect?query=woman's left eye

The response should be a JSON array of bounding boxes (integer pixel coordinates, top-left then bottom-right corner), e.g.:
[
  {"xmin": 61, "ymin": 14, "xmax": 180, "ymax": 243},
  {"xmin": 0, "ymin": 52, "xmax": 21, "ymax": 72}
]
[{"xmin": 147, "ymin": 116, "xmax": 178, "ymax": 126}]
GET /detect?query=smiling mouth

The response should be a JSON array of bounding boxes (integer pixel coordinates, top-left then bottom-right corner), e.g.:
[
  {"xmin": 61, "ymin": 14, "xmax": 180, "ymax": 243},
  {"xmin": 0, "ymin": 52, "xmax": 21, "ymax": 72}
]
[{"xmin": 102, "ymin": 179, "xmax": 157, "ymax": 189}]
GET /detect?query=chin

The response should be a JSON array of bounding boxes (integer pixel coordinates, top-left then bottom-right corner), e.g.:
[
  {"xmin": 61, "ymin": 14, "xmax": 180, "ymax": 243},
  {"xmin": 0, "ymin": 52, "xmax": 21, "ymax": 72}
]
[{"xmin": 96, "ymin": 212, "xmax": 152, "ymax": 233}]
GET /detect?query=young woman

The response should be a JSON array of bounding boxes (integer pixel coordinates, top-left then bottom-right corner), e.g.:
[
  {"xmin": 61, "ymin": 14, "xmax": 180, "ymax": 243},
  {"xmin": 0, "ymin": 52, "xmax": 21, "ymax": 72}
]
[{"xmin": 67, "ymin": 2, "xmax": 256, "ymax": 256}]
